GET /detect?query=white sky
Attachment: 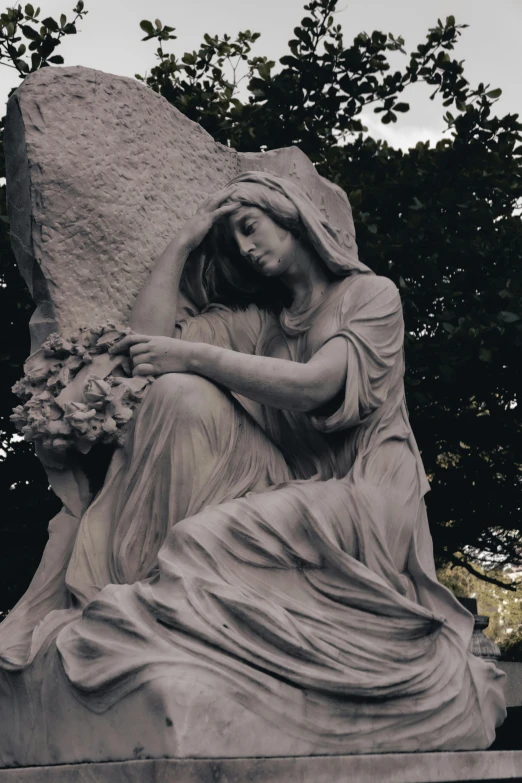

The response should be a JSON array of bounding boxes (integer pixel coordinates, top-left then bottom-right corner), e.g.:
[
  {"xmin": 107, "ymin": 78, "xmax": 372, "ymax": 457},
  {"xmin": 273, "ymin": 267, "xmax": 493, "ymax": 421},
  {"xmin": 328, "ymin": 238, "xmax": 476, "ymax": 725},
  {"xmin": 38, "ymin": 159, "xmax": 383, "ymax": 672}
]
[{"xmin": 0, "ymin": 0, "xmax": 521, "ymax": 150}]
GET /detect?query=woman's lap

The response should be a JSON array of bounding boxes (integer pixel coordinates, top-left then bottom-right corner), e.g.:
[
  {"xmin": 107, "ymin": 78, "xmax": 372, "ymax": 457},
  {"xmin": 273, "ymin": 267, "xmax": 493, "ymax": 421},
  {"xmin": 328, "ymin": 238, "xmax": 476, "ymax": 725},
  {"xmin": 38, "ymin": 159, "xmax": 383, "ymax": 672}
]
[{"xmin": 67, "ymin": 373, "xmax": 293, "ymax": 593}]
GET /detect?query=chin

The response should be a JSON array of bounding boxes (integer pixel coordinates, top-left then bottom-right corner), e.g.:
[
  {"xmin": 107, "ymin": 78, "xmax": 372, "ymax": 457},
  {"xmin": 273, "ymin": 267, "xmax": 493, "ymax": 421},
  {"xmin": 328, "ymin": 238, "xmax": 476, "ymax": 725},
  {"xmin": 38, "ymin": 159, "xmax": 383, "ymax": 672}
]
[{"xmin": 259, "ymin": 260, "xmax": 287, "ymax": 277}]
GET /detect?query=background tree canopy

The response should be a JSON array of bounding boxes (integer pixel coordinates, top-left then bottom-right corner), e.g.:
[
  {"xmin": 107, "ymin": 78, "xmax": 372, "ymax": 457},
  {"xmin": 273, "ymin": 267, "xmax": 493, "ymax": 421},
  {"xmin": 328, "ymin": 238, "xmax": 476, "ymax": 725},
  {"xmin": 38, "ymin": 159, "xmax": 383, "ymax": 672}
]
[{"xmin": 0, "ymin": 0, "xmax": 521, "ymax": 614}]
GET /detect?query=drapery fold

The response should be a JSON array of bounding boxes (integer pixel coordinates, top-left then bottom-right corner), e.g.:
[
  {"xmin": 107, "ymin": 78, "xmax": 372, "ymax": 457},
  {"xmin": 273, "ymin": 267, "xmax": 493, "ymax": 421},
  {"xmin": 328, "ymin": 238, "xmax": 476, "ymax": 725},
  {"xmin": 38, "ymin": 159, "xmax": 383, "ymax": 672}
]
[{"xmin": 0, "ymin": 273, "xmax": 506, "ymax": 765}]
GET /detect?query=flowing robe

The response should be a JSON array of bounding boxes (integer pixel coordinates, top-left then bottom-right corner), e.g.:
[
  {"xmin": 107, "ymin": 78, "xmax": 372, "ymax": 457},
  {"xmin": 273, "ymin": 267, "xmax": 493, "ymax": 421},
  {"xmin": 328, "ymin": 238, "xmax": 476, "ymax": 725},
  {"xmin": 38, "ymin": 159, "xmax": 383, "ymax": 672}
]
[{"xmin": 0, "ymin": 273, "xmax": 506, "ymax": 766}]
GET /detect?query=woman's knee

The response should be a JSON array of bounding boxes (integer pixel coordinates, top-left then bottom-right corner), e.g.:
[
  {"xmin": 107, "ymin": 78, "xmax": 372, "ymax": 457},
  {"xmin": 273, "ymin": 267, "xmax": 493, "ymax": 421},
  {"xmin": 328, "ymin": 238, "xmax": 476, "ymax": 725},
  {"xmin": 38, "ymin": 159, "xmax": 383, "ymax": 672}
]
[
  {"xmin": 146, "ymin": 373, "xmax": 228, "ymax": 418},
  {"xmin": 162, "ymin": 513, "xmax": 216, "ymax": 566}
]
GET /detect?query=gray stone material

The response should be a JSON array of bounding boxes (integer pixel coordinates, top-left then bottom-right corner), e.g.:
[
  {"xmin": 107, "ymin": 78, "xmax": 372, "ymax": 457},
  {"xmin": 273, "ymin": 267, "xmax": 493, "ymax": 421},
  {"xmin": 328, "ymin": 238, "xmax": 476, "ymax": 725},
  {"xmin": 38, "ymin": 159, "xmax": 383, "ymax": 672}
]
[
  {"xmin": 1, "ymin": 752, "xmax": 522, "ymax": 783},
  {"xmin": 0, "ymin": 65, "xmax": 507, "ymax": 765},
  {"xmin": 499, "ymin": 662, "xmax": 522, "ymax": 707},
  {"xmin": 4, "ymin": 66, "xmax": 357, "ymax": 352}
]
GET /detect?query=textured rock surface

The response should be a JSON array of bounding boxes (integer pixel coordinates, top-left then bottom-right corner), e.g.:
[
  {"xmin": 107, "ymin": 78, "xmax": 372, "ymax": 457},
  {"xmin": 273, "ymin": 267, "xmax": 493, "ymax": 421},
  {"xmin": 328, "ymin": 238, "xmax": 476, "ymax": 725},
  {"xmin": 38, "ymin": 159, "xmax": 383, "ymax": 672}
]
[
  {"xmin": 4, "ymin": 66, "xmax": 357, "ymax": 351},
  {"xmin": 499, "ymin": 662, "xmax": 522, "ymax": 707},
  {"xmin": 1, "ymin": 752, "xmax": 522, "ymax": 783}
]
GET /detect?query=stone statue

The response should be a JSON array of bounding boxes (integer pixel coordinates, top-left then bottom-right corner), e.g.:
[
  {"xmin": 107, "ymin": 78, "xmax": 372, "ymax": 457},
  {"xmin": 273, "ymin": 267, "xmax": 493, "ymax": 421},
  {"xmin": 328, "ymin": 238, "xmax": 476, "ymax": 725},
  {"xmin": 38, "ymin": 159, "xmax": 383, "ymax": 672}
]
[{"xmin": 0, "ymin": 67, "xmax": 506, "ymax": 768}]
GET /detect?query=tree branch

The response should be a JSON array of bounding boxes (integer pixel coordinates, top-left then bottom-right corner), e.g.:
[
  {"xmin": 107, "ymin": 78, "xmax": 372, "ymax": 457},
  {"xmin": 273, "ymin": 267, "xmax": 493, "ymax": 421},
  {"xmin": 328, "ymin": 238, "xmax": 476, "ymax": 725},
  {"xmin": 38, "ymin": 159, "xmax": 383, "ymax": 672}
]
[{"xmin": 448, "ymin": 553, "xmax": 517, "ymax": 591}]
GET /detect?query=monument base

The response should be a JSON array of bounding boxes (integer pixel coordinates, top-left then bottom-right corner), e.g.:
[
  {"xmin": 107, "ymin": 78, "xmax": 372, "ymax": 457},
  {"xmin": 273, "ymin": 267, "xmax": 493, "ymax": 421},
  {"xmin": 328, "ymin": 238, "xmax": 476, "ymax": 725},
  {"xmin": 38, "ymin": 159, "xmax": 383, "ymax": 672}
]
[{"xmin": 1, "ymin": 752, "xmax": 522, "ymax": 783}]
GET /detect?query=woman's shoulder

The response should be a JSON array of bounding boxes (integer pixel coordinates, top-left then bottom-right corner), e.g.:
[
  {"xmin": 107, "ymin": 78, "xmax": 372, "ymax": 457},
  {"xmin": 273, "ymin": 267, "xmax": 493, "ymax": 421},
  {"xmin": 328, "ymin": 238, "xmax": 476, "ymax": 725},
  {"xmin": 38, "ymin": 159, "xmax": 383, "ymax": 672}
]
[
  {"xmin": 339, "ymin": 273, "xmax": 400, "ymax": 312},
  {"xmin": 343, "ymin": 272, "xmax": 398, "ymax": 295}
]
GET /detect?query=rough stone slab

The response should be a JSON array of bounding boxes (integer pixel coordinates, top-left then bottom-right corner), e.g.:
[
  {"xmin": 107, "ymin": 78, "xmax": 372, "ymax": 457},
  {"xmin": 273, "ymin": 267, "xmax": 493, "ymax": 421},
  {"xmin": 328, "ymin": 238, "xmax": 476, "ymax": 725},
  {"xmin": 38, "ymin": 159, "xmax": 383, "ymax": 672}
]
[
  {"xmin": 500, "ymin": 662, "xmax": 522, "ymax": 707},
  {"xmin": 1, "ymin": 752, "xmax": 522, "ymax": 783},
  {"xmin": 4, "ymin": 66, "xmax": 357, "ymax": 352},
  {"xmin": 4, "ymin": 66, "xmax": 238, "ymax": 349}
]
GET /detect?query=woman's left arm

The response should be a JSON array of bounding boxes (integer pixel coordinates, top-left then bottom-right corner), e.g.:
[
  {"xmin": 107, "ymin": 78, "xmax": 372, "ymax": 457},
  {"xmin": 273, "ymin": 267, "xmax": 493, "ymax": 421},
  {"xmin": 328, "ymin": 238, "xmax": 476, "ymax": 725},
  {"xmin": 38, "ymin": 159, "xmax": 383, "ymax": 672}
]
[
  {"xmin": 111, "ymin": 335, "xmax": 347, "ymax": 412},
  {"xmin": 191, "ymin": 338, "xmax": 348, "ymax": 411}
]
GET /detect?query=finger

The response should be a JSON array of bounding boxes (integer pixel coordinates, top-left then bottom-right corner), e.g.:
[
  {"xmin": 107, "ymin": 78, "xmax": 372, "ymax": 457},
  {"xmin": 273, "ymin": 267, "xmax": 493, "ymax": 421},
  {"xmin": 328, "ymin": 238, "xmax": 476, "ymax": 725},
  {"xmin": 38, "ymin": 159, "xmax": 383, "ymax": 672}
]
[
  {"xmin": 129, "ymin": 342, "xmax": 152, "ymax": 358},
  {"xmin": 131, "ymin": 353, "xmax": 151, "ymax": 367},
  {"xmin": 205, "ymin": 187, "xmax": 236, "ymax": 207},
  {"xmin": 210, "ymin": 203, "xmax": 238, "ymax": 222},
  {"xmin": 110, "ymin": 334, "xmax": 151, "ymax": 354},
  {"xmin": 132, "ymin": 363, "xmax": 156, "ymax": 377},
  {"xmin": 198, "ymin": 186, "xmax": 238, "ymax": 213}
]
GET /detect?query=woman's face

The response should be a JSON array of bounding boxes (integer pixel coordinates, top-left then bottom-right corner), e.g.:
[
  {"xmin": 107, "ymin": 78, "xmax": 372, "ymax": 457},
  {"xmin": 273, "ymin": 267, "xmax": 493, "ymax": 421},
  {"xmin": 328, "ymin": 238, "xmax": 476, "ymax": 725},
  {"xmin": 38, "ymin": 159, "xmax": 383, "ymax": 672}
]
[{"xmin": 228, "ymin": 206, "xmax": 298, "ymax": 278}]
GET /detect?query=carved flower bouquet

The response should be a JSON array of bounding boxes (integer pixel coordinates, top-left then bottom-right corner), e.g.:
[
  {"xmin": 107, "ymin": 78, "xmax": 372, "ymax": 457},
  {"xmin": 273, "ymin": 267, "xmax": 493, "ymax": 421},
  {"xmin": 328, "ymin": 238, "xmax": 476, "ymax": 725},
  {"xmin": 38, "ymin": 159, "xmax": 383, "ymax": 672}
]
[{"xmin": 11, "ymin": 324, "xmax": 154, "ymax": 455}]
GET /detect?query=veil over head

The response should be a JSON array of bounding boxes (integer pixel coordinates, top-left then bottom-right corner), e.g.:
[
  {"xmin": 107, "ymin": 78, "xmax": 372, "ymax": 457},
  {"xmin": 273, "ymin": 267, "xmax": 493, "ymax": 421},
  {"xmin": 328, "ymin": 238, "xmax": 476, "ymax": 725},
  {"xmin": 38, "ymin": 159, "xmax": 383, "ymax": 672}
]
[{"xmin": 181, "ymin": 171, "xmax": 373, "ymax": 311}]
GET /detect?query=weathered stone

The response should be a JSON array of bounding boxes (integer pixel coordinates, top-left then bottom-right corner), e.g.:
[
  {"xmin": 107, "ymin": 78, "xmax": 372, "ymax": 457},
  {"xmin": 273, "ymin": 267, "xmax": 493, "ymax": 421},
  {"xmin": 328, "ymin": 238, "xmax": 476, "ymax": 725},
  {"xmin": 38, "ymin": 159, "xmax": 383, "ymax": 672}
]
[
  {"xmin": 0, "ymin": 65, "xmax": 507, "ymax": 767},
  {"xmin": 4, "ymin": 66, "xmax": 357, "ymax": 352},
  {"xmin": 1, "ymin": 752, "xmax": 522, "ymax": 783},
  {"xmin": 499, "ymin": 662, "xmax": 522, "ymax": 707}
]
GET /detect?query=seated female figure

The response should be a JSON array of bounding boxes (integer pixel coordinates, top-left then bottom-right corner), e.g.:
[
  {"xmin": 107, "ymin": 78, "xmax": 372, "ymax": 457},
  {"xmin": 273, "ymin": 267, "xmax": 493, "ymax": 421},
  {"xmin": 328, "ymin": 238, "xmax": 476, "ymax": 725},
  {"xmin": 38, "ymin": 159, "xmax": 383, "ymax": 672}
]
[{"xmin": 0, "ymin": 172, "xmax": 506, "ymax": 766}]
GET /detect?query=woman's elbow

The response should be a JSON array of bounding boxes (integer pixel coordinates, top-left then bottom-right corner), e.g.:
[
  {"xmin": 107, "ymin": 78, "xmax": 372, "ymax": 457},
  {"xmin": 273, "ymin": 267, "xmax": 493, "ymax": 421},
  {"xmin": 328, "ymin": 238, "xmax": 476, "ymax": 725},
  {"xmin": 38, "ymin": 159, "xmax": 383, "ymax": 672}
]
[
  {"xmin": 295, "ymin": 367, "xmax": 346, "ymax": 412},
  {"xmin": 295, "ymin": 382, "xmax": 333, "ymax": 413}
]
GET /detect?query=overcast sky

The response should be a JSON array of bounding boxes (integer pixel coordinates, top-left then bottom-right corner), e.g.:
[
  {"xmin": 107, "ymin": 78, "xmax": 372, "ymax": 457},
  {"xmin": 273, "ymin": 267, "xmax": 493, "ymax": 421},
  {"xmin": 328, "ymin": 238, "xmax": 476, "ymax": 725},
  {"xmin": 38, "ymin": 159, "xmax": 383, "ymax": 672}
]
[{"xmin": 1, "ymin": 0, "xmax": 520, "ymax": 150}]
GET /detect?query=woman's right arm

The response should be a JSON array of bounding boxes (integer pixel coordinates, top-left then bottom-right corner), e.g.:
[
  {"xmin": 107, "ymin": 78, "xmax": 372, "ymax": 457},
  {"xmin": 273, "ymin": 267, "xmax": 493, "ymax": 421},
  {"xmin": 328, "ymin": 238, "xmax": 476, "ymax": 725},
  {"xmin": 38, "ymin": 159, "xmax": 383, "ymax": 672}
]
[
  {"xmin": 128, "ymin": 236, "xmax": 188, "ymax": 338},
  {"xmin": 128, "ymin": 190, "xmax": 238, "ymax": 337}
]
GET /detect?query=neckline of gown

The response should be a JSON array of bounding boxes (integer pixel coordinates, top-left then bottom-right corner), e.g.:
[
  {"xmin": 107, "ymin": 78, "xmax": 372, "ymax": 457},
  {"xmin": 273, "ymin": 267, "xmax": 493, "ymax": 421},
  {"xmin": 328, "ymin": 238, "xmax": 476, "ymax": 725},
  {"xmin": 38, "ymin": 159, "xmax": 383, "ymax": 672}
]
[{"xmin": 279, "ymin": 274, "xmax": 355, "ymax": 336}]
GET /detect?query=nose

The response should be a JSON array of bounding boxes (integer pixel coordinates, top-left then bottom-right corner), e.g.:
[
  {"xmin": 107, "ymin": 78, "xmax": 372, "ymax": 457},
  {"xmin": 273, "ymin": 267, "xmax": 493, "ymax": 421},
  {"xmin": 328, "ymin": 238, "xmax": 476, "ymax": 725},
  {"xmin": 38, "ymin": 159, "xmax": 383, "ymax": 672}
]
[{"xmin": 236, "ymin": 234, "xmax": 255, "ymax": 258}]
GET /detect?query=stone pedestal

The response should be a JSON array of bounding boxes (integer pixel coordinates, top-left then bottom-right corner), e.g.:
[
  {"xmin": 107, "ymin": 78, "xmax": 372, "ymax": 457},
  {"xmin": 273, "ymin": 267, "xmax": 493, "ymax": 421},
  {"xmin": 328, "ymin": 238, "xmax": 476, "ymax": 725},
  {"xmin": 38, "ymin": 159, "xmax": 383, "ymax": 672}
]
[
  {"xmin": 500, "ymin": 662, "xmax": 522, "ymax": 707},
  {"xmin": 1, "ymin": 752, "xmax": 522, "ymax": 783}
]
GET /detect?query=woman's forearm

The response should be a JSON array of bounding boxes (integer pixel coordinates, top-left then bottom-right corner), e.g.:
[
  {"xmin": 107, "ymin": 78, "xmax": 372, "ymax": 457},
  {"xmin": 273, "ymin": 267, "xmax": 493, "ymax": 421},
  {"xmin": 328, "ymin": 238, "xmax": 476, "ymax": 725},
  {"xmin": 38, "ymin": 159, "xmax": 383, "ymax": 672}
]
[
  {"xmin": 188, "ymin": 341, "xmax": 345, "ymax": 412},
  {"xmin": 129, "ymin": 195, "xmax": 236, "ymax": 336},
  {"xmin": 129, "ymin": 238, "xmax": 189, "ymax": 336}
]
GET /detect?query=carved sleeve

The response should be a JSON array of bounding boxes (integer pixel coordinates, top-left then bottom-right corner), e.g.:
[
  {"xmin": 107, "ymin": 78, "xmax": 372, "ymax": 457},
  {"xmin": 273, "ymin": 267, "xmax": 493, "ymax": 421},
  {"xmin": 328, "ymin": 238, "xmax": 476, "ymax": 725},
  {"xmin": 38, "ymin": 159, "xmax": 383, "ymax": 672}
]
[
  {"xmin": 311, "ymin": 276, "xmax": 404, "ymax": 433},
  {"xmin": 176, "ymin": 303, "xmax": 267, "ymax": 355}
]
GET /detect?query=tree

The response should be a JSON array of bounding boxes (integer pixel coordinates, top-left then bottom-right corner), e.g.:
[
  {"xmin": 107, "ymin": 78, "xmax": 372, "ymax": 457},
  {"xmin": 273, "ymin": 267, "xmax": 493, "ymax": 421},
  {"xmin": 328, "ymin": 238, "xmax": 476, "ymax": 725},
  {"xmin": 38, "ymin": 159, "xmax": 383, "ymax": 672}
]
[
  {"xmin": 0, "ymin": 0, "xmax": 521, "ymax": 614},
  {"xmin": 437, "ymin": 561, "xmax": 522, "ymax": 657}
]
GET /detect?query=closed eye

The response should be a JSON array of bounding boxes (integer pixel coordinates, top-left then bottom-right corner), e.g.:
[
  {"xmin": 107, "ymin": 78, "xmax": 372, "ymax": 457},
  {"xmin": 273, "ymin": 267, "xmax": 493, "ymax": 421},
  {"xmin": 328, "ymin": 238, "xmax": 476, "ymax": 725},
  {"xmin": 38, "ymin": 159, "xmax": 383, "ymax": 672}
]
[{"xmin": 243, "ymin": 222, "xmax": 256, "ymax": 236}]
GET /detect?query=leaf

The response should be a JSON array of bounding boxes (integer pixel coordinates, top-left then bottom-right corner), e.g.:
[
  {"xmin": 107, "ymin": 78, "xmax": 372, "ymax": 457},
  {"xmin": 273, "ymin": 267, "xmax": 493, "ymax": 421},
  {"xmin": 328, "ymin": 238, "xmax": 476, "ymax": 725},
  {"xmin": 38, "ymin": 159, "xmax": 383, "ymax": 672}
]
[
  {"xmin": 14, "ymin": 57, "xmax": 29, "ymax": 72},
  {"xmin": 24, "ymin": 4, "xmax": 34, "ymax": 17},
  {"xmin": 499, "ymin": 311, "xmax": 520, "ymax": 323},
  {"xmin": 60, "ymin": 14, "xmax": 66, "ymax": 27},
  {"xmin": 443, "ymin": 322, "xmax": 456, "ymax": 334},
  {"xmin": 41, "ymin": 16, "xmax": 58, "ymax": 31},
  {"xmin": 48, "ymin": 54, "xmax": 64, "ymax": 64},
  {"xmin": 349, "ymin": 188, "xmax": 362, "ymax": 206},
  {"xmin": 154, "ymin": 18, "xmax": 162, "ymax": 31},
  {"xmin": 394, "ymin": 102, "xmax": 409, "ymax": 112},
  {"xmin": 409, "ymin": 196, "xmax": 424, "ymax": 211},
  {"xmin": 140, "ymin": 20, "xmax": 154, "ymax": 35},
  {"xmin": 479, "ymin": 348, "xmax": 492, "ymax": 363},
  {"xmin": 486, "ymin": 88, "xmax": 502, "ymax": 99}
]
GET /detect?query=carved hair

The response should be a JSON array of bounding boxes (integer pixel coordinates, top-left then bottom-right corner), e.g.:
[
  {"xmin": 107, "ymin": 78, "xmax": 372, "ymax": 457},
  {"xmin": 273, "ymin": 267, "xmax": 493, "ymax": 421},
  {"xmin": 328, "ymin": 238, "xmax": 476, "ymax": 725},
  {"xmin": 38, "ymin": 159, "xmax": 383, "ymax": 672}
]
[
  {"xmin": 181, "ymin": 172, "xmax": 372, "ymax": 313},
  {"xmin": 201, "ymin": 205, "xmax": 294, "ymax": 313}
]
